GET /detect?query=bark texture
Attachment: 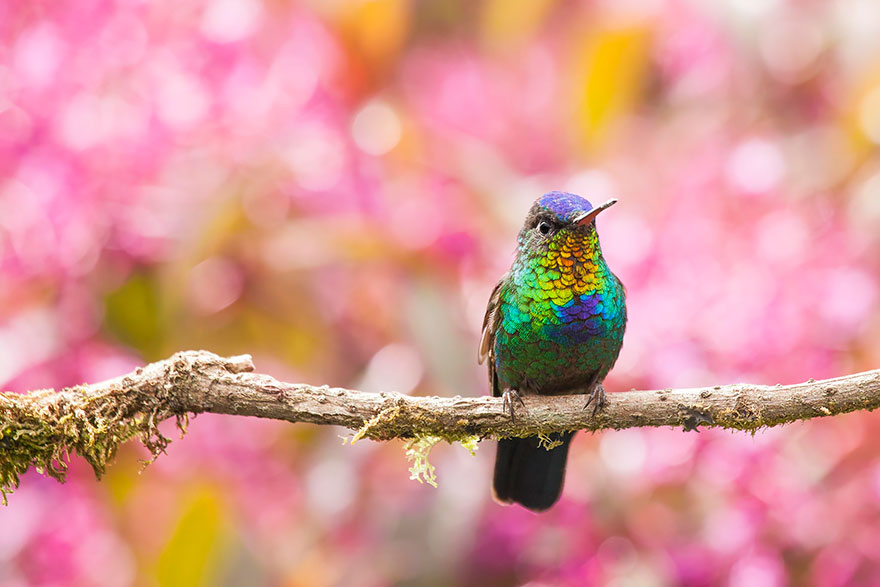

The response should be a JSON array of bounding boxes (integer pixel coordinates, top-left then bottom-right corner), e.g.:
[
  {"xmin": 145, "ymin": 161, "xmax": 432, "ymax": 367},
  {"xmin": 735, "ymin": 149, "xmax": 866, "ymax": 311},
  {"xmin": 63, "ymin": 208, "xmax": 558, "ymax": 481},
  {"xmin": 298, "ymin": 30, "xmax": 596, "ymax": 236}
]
[{"xmin": 2, "ymin": 350, "xmax": 879, "ymax": 501}]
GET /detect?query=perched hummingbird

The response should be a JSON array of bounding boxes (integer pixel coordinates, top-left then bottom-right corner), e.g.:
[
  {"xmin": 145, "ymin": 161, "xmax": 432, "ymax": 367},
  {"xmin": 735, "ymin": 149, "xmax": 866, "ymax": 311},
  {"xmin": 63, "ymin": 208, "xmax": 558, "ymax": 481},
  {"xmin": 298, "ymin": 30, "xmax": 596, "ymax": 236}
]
[{"xmin": 479, "ymin": 192, "xmax": 627, "ymax": 511}]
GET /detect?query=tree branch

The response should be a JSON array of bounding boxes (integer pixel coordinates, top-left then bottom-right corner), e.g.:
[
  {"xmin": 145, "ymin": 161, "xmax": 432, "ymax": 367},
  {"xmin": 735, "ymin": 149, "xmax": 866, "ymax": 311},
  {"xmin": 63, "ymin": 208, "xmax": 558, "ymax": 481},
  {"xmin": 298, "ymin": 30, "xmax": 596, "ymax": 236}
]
[{"xmin": 2, "ymin": 350, "xmax": 879, "ymax": 502}]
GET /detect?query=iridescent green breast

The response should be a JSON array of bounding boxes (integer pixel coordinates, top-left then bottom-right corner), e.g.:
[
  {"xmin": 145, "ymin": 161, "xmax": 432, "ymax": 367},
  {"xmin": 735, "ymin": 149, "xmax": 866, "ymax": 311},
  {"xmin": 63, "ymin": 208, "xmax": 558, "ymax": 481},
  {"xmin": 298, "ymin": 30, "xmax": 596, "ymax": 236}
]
[{"xmin": 493, "ymin": 230, "xmax": 627, "ymax": 393}]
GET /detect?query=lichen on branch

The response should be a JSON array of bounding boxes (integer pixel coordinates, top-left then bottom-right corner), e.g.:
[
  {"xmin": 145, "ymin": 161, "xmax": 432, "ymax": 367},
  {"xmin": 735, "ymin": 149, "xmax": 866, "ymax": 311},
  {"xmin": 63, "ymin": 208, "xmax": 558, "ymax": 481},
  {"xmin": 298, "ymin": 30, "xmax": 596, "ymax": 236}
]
[{"xmin": 1, "ymin": 350, "xmax": 879, "ymax": 503}]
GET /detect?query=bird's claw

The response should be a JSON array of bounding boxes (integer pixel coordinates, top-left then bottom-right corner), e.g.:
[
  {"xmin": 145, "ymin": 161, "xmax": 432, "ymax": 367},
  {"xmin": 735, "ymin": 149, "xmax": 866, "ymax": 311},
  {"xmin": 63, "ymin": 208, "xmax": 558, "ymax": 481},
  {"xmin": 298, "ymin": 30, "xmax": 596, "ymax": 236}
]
[
  {"xmin": 583, "ymin": 383, "xmax": 606, "ymax": 416},
  {"xmin": 501, "ymin": 389, "xmax": 525, "ymax": 422}
]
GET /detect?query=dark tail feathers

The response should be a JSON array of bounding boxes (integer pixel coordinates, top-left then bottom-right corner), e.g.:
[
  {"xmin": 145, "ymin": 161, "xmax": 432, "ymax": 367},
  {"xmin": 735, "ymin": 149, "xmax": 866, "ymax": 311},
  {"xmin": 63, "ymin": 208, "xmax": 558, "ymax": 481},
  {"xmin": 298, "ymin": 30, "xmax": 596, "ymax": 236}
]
[{"xmin": 492, "ymin": 432, "xmax": 574, "ymax": 512}]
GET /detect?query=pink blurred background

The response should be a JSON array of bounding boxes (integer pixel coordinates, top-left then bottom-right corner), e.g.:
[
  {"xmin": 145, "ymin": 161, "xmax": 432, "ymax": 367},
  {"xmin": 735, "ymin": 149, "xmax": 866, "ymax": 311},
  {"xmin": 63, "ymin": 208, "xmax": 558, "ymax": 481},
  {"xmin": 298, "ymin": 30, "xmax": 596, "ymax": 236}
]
[{"xmin": 3, "ymin": 0, "xmax": 880, "ymax": 584}]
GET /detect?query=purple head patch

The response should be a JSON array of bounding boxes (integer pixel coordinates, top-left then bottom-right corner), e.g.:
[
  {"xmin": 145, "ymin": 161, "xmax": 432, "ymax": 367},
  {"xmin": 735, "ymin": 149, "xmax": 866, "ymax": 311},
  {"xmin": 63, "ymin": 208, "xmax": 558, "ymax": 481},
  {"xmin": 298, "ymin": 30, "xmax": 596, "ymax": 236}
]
[{"xmin": 536, "ymin": 191, "xmax": 594, "ymax": 222}]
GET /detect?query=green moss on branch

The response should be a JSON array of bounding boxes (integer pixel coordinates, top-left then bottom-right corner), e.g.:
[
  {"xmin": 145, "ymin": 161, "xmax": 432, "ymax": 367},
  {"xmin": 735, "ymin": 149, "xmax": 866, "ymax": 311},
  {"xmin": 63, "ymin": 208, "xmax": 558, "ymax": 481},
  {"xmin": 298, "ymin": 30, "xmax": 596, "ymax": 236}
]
[{"xmin": 0, "ymin": 385, "xmax": 185, "ymax": 505}]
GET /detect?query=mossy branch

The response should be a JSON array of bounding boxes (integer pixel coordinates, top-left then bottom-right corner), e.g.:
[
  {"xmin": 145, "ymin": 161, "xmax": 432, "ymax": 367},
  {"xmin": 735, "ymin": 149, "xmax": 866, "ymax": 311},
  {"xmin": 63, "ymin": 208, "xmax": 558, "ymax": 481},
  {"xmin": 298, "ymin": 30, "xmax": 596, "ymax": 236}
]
[{"xmin": 2, "ymin": 350, "xmax": 879, "ymax": 503}]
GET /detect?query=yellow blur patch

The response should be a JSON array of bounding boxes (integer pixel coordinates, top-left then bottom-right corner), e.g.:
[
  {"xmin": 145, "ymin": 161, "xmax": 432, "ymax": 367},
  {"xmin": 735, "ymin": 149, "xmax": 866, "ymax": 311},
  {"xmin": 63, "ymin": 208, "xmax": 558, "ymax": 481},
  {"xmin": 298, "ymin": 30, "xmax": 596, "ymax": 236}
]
[
  {"xmin": 104, "ymin": 271, "xmax": 164, "ymax": 360},
  {"xmin": 103, "ymin": 451, "xmax": 141, "ymax": 506},
  {"xmin": 156, "ymin": 489, "xmax": 228, "ymax": 587},
  {"xmin": 339, "ymin": 0, "xmax": 410, "ymax": 66},
  {"xmin": 480, "ymin": 0, "xmax": 555, "ymax": 48},
  {"xmin": 571, "ymin": 24, "xmax": 652, "ymax": 151},
  {"xmin": 848, "ymin": 67, "xmax": 880, "ymax": 151}
]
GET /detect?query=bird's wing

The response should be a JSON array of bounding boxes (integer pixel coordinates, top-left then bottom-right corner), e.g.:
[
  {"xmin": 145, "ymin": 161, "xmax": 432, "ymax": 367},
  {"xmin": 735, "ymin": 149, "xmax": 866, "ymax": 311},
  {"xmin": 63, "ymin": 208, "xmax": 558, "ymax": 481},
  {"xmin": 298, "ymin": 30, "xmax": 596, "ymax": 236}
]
[
  {"xmin": 479, "ymin": 276, "xmax": 507, "ymax": 397},
  {"xmin": 478, "ymin": 277, "xmax": 505, "ymax": 364}
]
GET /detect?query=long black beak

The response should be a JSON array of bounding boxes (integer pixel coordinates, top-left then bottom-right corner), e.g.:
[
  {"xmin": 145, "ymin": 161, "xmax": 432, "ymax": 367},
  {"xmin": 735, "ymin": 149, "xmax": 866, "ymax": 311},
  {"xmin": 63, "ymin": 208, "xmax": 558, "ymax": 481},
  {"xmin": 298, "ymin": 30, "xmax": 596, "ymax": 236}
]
[{"xmin": 573, "ymin": 198, "xmax": 618, "ymax": 226}]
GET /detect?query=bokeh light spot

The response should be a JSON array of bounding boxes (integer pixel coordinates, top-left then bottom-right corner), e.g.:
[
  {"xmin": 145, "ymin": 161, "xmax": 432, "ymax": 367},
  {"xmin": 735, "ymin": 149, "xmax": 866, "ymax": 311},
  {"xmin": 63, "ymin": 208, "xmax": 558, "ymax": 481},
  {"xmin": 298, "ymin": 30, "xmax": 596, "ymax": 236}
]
[
  {"xmin": 760, "ymin": 15, "xmax": 824, "ymax": 83},
  {"xmin": 358, "ymin": 343, "xmax": 423, "ymax": 394},
  {"xmin": 200, "ymin": 0, "xmax": 264, "ymax": 43},
  {"xmin": 599, "ymin": 429, "xmax": 647, "ymax": 477},
  {"xmin": 281, "ymin": 124, "xmax": 345, "ymax": 191},
  {"xmin": 725, "ymin": 138, "xmax": 785, "ymax": 195},
  {"xmin": 850, "ymin": 169, "xmax": 880, "ymax": 233},
  {"xmin": 13, "ymin": 23, "xmax": 64, "ymax": 87},
  {"xmin": 352, "ymin": 99, "xmax": 402, "ymax": 156},
  {"xmin": 157, "ymin": 70, "xmax": 210, "ymax": 129},
  {"xmin": 306, "ymin": 458, "xmax": 356, "ymax": 519},
  {"xmin": 187, "ymin": 257, "xmax": 245, "ymax": 315}
]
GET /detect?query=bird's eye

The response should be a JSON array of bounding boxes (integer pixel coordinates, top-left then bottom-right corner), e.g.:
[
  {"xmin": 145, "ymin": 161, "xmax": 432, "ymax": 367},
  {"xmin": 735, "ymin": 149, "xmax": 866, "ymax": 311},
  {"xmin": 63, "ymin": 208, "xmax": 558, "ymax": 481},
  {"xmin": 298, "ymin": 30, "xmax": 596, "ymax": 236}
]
[{"xmin": 537, "ymin": 221, "xmax": 552, "ymax": 235}]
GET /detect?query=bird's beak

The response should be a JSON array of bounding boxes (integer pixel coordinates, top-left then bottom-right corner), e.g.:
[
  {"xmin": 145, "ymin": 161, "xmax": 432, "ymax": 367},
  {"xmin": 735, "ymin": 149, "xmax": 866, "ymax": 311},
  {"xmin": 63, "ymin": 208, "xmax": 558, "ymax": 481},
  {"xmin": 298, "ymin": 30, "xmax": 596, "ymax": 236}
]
[{"xmin": 573, "ymin": 198, "xmax": 618, "ymax": 226}]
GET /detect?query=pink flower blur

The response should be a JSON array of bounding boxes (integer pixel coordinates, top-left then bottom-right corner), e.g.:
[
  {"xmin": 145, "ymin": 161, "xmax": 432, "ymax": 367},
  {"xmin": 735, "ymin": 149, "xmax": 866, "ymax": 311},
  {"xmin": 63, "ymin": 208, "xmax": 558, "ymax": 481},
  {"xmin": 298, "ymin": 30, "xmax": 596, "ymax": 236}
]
[{"xmin": 2, "ymin": 0, "xmax": 880, "ymax": 584}]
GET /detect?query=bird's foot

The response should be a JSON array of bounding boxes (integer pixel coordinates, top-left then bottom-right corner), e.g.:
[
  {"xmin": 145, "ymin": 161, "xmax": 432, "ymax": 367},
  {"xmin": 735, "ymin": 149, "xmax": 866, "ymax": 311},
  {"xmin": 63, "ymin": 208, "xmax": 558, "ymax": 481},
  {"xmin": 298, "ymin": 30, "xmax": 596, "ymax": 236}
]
[
  {"xmin": 583, "ymin": 383, "xmax": 606, "ymax": 416},
  {"xmin": 501, "ymin": 389, "xmax": 525, "ymax": 422}
]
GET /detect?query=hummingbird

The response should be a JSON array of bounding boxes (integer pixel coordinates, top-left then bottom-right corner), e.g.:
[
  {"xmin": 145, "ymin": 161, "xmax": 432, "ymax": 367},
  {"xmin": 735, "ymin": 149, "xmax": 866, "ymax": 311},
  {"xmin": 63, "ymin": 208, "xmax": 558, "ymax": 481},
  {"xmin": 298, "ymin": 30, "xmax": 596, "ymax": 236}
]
[{"xmin": 479, "ymin": 191, "xmax": 627, "ymax": 511}]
